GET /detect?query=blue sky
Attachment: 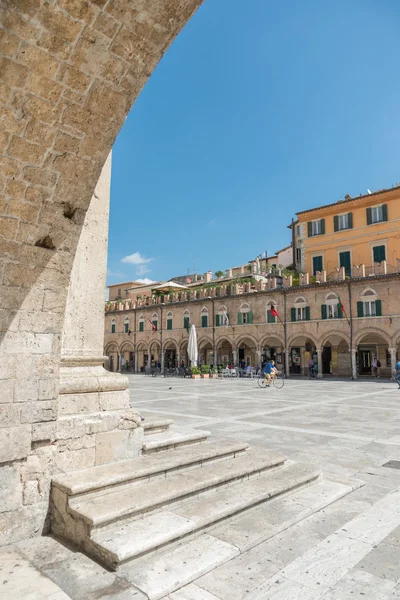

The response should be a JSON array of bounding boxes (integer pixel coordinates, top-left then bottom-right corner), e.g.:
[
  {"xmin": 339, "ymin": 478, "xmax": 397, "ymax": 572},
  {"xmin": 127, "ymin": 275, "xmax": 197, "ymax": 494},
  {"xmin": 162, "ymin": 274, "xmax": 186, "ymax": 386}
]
[{"xmin": 107, "ymin": 0, "xmax": 400, "ymax": 285}]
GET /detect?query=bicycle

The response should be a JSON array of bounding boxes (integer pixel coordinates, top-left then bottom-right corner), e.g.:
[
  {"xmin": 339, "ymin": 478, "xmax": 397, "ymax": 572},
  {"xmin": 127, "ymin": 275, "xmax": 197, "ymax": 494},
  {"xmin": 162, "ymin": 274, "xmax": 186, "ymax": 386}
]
[{"xmin": 257, "ymin": 372, "xmax": 284, "ymax": 389}]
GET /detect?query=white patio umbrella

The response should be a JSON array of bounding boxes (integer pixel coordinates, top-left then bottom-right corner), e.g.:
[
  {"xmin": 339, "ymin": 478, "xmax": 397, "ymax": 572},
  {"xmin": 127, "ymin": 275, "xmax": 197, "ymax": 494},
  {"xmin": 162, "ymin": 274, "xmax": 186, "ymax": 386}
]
[{"xmin": 187, "ymin": 324, "xmax": 198, "ymax": 367}]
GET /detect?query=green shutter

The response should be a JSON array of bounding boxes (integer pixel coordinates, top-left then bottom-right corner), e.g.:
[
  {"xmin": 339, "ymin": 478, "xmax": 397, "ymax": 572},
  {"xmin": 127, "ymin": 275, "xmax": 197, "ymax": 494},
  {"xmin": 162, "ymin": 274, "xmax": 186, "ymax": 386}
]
[
  {"xmin": 307, "ymin": 222, "xmax": 312, "ymax": 237},
  {"xmin": 348, "ymin": 212, "xmax": 353, "ymax": 229},
  {"xmin": 184, "ymin": 317, "xmax": 189, "ymax": 330},
  {"xmin": 366, "ymin": 207, "xmax": 372, "ymax": 225},
  {"xmin": 167, "ymin": 319, "xmax": 172, "ymax": 330},
  {"xmin": 312, "ymin": 256, "xmax": 323, "ymax": 275},
  {"xmin": 267, "ymin": 310, "xmax": 274, "ymax": 323},
  {"xmin": 334, "ymin": 215, "xmax": 339, "ymax": 232},
  {"xmin": 321, "ymin": 304, "xmax": 327, "ymax": 319},
  {"xmin": 291, "ymin": 308, "xmax": 296, "ymax": 322},
  {"xmin": 357, "ymin": 301, "xmax": 364, "ymax": 317},
  {"xmin": 111, "ymin": 324, "xmax": 116, "ymax": 333},
  {"xmin": 305, "ymin": 306, "xmax": 310, "ymax": 321},
  {"xmin": 152, "ymin": 320, "xmax": 157, "ymax": 331},
  {"xmin": 124, "ymin": 323, "xmax": 129, "ymax": 332},
  {"xmin": 248, "ymin": 311, "xmax": 253, "ymax": 324},
  {"xmin": 320, "ymin": 218, "xmax": 325, "ymax": 234},
  {"xmin": 201, "ymin": 315, "xmax": 207, "ymax": 328},
  {"xmin": 216, "ymin": 314, "xmax": 220, "ymax": 327},
  {"xmin": 382, "ymin": 204, "xmax": 388, "ymax": 222},
  {"xmin": 375, "ymin": 299, "xmax": 382, "ymax": 316},
  {"xmin": 238, "ymin": 312, "xmax": 243, "ymax": 325},
  {"xmin": 139, "ymin": 321, "xmax": 144, "ymax": 332},
  {"xmin": 337, "ymin": 303, "xmax": 343, "ymax": 318},
  {"xmin": 373, "ymin": 245, "xmax": 386, "ymax": 263}
]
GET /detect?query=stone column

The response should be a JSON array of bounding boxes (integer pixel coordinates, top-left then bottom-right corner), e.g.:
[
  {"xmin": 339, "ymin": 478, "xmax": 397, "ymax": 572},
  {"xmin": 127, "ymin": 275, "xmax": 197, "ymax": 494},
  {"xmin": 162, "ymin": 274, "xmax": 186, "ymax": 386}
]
[
  {"xmin": 351, "ymin": 349, "xmax": 357, "ymax": 380},
  {"xmin": 256, "ymin": 349, "xmax": 261, "ymax": 368},
  {"xmin": 161, "ymin": 350, "xmax": 165, "ymax": 372},
  {"xmin": 58, "ymin": 154, "xmax": 142, "ymax": 468},
  {"xmin": 390, "ymin": 348, "xmax": 397, "ymax": 380},
  {"xmin": 232, "ymin": 349, "xmax": 238, "ymax": 366},
  {"xmin": 317, "ymin": 348, "xmax": 323, "ymax": 379},
  {"xmin": 285, "ymin": 351, "xmax": 290, "ymax": 377}
]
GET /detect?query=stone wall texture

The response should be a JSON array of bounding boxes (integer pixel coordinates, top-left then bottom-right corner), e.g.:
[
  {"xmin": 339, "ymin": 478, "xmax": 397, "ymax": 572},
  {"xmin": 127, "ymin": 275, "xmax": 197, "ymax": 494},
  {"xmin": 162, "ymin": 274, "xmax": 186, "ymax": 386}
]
[{"xmin": 0, "ymin": 0, "xmax": 203, "ymax": 545}]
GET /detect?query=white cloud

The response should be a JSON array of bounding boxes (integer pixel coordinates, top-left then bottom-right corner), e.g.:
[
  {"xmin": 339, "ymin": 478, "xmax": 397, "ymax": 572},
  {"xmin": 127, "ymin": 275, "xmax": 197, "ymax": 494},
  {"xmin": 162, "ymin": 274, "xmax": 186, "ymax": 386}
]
[
  {"xmin": 121, "ymin": 252, "xmax": 153, "ymax": 266},
  {"xmin": 107, "ymin": 268, "xmax": 126, "ymax": 279},
  {"xmin": 135, "ymin": 278, "xmax": 155, "ymax": 285}
]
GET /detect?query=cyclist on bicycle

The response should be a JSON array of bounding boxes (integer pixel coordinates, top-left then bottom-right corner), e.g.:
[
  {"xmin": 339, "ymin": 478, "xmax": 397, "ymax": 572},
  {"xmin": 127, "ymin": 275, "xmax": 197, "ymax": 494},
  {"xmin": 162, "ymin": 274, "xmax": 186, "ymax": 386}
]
[
  {"xmin": 396, "ymin": 359, "xmax": 400, "ymax": 389},
  {"xmin": 263, "ymin": 360, "xmax": 273, "ymax": 386}
]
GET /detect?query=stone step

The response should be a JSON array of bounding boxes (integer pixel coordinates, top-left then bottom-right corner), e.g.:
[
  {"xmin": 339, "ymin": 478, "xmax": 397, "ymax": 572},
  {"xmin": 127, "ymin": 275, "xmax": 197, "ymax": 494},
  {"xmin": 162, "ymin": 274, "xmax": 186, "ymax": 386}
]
[
  {"xmin": 142, "ymin": 429, "xmax": 211, "ymax": 454},
  {"xmin": 142, "ymin": 418, "xmax": 174, "ymax": 435},
  {"xmin": 90, "ymin": 461, "xmax": 320, "ymax": 568},
  {"xmin": 69, "ymin": 448, "xmax": 286, "ymax": 529},
  {"xmin": 119, "ymin": 534, "xmax": 239, "ymax": 600},
  {"xmin": 52, "ymin": 440, "xmax": 249, "ymax": 497}
]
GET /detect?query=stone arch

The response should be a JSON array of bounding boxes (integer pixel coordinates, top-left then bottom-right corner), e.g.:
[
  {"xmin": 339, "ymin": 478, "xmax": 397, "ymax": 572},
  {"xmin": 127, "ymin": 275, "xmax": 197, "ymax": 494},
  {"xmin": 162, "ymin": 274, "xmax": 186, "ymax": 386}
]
[
  {"xmin": 136, "ymin": 340, "xmax": 148, "ymax": 352},
  {"xmin": 260, "ymin": 333, "xmax": 285, "ymax": 348},
  {"xmin": 287, "ymin": 332, "xmax": 318, "ymax": 348},
  {"xmin": 199, "ymin": 336, "xmax": 213, "ymax": 349},
  {"xmin": 120, "ymin": 340, "xmax": 134, "ymax": 353},
  {"xmin": 235, "ymin": 334, "xmax": 258, "ymax": 349},
  {"xmin": 354, "ymin": 327, "xmax": 391, "ymax": 347},
  {"xmin": 105, "ymin": 341, "xmax": 120, "ymax": 354},
  {"xmin": 1, "ymin": 1, "xmax": 204, "ymax": 545},
  {"xmin": 319, "ymin": 330, "xmax": 351, "ymax": 349},
  {"xmin": 392, "ymin": 329, "xmax": 400, "ymax": 348},
  {"xmin": 216, "ymin": 337, "xmax": 232, "ymax": 350},
  {"xmin": 162, "ymin": 338, "xmax": 178, "ymax": 351}
]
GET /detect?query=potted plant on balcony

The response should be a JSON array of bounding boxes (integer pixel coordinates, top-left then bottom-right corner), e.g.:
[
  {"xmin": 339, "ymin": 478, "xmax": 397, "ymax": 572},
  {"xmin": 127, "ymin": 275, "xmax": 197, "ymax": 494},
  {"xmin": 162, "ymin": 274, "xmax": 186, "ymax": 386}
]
[
  {"xmin": 191, "ymin": 366, "xmax": 201, "ymax": 379},
  {"xmin": 201, "ymin": 364, "xmax": 210, "ymax": 379}
]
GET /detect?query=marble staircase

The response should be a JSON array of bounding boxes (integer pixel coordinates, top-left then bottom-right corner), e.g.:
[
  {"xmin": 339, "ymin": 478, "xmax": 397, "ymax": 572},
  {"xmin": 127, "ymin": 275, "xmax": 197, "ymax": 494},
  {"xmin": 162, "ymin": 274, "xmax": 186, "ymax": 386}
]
[{"xmin": 50, "ymin": 418, "xmax": 348, "ymax": 598}]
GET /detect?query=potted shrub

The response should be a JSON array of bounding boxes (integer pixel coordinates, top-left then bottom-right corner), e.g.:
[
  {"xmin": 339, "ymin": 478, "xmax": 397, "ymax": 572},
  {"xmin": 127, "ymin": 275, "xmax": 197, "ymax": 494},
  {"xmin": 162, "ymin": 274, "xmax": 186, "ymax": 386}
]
[
  {"xmin": 210, "ymin": 366, "xmax": 217, "ymax": 378},
  {"xmin": 191, "ymin": 366, "xmax": 201, "ymax": 379},
  {"xmin": 201, "ymin": 364, "xmax": 210, "ymax": 379}
]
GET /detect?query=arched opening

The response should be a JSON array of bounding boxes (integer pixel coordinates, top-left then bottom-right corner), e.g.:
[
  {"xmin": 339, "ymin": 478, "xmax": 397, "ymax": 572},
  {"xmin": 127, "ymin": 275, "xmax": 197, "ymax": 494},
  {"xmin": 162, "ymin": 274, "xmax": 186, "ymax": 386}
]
[
  {"xmin": 149, "ymin": 340, "xmax": 161, "ymax": 368},
  {"xmin": 261, "ymin": 336, "xmax": 284, "ymax": 371},
  {"xmin": 136, "ymin": 341, "xmax": 148, "ymax": 373},
  {"xmin": 237, "ymin": 336, "xmax": 257, "ymax": 368},
  {"xmin": 105, "ymin": 343, "xmax": 119, "ymax": 373},
  {"xmin": 356, "ymin": 332, "xmax": 390, "ymax": 377},
  {"xmin": 163, "ymin": 339, "xmax": 178, "ymax": 369},
  {"xmin": 199, "ymin": 337, "xmax": 213, "ymax": 366},
  {"xmin": 120, "ymin": 340, "xmax": 135, "ymax": 372},
  {"xmin": 289, "ymin": 335, "xmax": 317, "ymax": 376},
  {"xmin": 216, "ymin": 338, "xmax": 233, "ymax": 367},
  {"xmin": 320, "ymin": 334, "xmax": 350, "ymax": 376}
]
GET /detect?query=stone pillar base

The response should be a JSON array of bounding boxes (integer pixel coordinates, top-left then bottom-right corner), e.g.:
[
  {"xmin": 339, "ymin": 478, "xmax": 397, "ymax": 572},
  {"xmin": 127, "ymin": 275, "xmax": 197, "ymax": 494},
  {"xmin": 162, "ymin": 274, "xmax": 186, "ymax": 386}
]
[{"xmin": 55, "ymin": 357, "xmax": 143, "ymax": 473}]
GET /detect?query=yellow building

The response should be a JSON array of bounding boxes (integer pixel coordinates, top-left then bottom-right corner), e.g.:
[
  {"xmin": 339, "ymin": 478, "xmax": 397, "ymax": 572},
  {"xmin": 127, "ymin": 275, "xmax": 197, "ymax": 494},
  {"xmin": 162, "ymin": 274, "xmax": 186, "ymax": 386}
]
[{"xmin": 297, "ymin": 186, "xmax": 400, "ymax": 277}]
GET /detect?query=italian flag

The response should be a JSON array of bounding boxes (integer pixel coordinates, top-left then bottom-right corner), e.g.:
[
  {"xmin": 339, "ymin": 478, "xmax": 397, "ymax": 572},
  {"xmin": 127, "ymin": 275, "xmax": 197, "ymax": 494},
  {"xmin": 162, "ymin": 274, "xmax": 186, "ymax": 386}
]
[{"xmin": 338, "ymin": 297, "xmax": 344, "ymax": 314}]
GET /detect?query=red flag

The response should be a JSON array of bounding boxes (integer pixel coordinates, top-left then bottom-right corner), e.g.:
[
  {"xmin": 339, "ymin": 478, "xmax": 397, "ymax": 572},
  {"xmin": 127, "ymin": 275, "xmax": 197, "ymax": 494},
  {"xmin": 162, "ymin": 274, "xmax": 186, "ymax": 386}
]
[
  {"xmin": 338, "ymin": 297, "xmax": 344, "ymax": 313},
  {"xmin": 186, "ymin": 277, "xmax": 191, "ymax": 283},
  {"xmin": 270, "ymin": 307, "xmax": 279, "ymax": 318},
  {"xmin": 148, "ymin": 318, "xmax": 157, "ymax": 332}
]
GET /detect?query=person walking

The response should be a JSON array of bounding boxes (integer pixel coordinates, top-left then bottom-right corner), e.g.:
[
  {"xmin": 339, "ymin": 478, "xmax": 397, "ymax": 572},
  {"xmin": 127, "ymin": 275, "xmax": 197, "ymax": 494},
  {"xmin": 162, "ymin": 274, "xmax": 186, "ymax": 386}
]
[
  {"xmin": 307, "ymin": 356, "xmax": 314, "ymax": 378},
  {"xmin": 372, "ymin": 356, "xmax": 378, "ymax": 378},
  {"xmin": 396, "ymin": 359, "xmax": 400, "ymax": 389}
]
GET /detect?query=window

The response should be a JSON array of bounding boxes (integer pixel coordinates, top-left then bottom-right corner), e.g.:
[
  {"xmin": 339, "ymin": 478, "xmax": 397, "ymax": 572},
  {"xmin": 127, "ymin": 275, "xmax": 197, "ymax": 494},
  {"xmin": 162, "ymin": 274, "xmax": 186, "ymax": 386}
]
[
  {"xmin": 266, "ymin": 303, "xmax": 277, "ymax": 323},
  {"xmin": 296, "ymin": 225, "xmax": 301, "ymax": 236},
  {"xmin": 357, "ymin": 289, "xmax": 382, "ymax": 318},
  {"xmin": 312, "ymin": 256, "xmax": 323, "ymax": 276},
  {"xmin": 201, "ymin": 307, "xmax": 208, "ymax": 328},
  {"xmin": 166, "ymin": 312, "xmax": 173, "ymax": 330},
  {"xmin": 308, "ymin": 219, "xmax": 325, "ymax": 237},
  {"xmin": 367, "ymin": 204, "xmax": 388, "ymax": 225},
  {"xmin": 373, "ymin": 245, "xmax": 386, "ymax": 263},
  {"xmin": 138, "ymin": 315, "xmax": 144, "ymax": 332},
  {"xmin": 291, "ymin": 298, "xmax": 310, "ymax": 322},
  {"xmin": 238, "ymin": 304, "xmax": 252, "ymax": 325},
  {"xmin": 118, "ymin": 288, "xmax": 121, "ymax": 298},
  {"xmin": 111, "ymin": 319, "xmax": 116, "ymax": 333},
  {"xmin": 296, "ymin": 248, "xmax": 302, "ymax": 261},
  {"xmin": 124, "ymin": 318, "xmax": 129, "ymax": 333},
  {"xmin": 183, "ymin": 311, "xmax": 190, "ymax": 331},
  {"xmin": 334, "ymin": 212, "xmax": 353, "ymax": 232},
  {"xmin": 321, "ymin": 293, "xmax": 342, "ymax": 320},
  {"xmin": 339, "ymin": 251, "xmax": 351, "ymax": 277},
  {"xmin": 327, "ymin": 304, "xmax": 338, "ymax": 319}
]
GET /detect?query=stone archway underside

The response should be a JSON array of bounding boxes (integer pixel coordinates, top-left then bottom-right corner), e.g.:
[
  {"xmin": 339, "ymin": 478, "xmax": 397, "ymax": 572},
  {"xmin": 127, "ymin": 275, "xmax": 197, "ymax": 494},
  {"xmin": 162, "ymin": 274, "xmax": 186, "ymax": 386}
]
[{"xmin": 0, "ymin": 0, "xmax": 203, "ymax": 546}]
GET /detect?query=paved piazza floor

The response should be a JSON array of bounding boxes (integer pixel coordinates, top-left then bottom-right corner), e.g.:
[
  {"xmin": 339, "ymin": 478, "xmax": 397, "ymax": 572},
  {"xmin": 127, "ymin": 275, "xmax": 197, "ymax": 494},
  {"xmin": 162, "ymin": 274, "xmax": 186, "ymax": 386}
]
[{"xmin": 4, "ymin": 376, "xmax": 400, "ymax": 599}]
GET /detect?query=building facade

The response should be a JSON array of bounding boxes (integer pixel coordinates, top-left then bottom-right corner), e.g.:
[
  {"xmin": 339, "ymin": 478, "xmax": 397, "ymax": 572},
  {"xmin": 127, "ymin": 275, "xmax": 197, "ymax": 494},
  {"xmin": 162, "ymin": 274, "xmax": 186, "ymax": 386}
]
[
  {"xmin": 104, "ymin": 273, "xmax": 400, "ymax": 380},
  {"xmin": 297, "ymin": 186, "xmax": 400, "ymax": 277}
]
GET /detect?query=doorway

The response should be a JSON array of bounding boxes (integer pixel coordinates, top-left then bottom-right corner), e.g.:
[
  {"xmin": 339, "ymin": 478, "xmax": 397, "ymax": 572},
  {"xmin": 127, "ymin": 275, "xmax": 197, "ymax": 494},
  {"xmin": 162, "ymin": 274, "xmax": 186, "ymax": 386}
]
[
  {"xmin": 322, "ymin": 346, "xmax": 332, "ymax": 374},
  {"xmin": 359, "ymin": 349, "xmax": 372, "ymax": 375}
]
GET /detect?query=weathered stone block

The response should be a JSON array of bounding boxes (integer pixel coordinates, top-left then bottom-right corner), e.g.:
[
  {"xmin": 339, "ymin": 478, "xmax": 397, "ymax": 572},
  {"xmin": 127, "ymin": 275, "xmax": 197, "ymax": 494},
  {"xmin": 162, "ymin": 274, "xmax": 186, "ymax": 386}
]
[
  {"xmin": 60, "ymin": 64, "xmax": 92, "ymax": 93},
  {"xmin": 53, "ymin": 447, "xmax": 95, "ymax": 473},
  {"xmin": 14, "ymin": 379, "xmax": 39, "ymax": 403},
  {"xmin": 0, "ymin": 217, "xmax": 18, "ymax": 241},
  {"xmin": 18, "ymin": 43, "xmax": 60, "ymax": 78},
  {"xmin": 0, "ymin": 465, "xmax": 22, "ymax": 512},
  {"xmin": 95, "ymin": 428, "xmax": 143, "ymax": 465},
  {"xmin": 58, "ymin": 393, "xmax": 100, "ymax": 415},
  {"xmin": 31, "ymin": 421, "xmax": 56, "ymax": 442},
  {"xmin": 20, "ymin": 400, "xmax": 57, "ymax": 424},
  {"xmin": 0, "ymin": 29, "xmax": 20, "ymax": 57},
  {"xmin": 0, "ymin": 502, "xmax": 49, "ymax": 546},
  {"xmin": 0, "ymin": 57, "xmax": 29, "ymax": 87},
  {"xmin": 23, "ymin": 166, "xmax": 58, "ymax": 187},
  {"xmin": 0, "ymin": 404, "xmax": 20, "ymax": 428},
  {"xmin": 0, "ymin": 379, "xmax": 14, "ymax": 403},
  {"xmin": 0, "ymin": 425, "xmax": 31, "ymax": 462},
  {"xmin": 23, "ymin": 480, "xmax": 41, "ymax": 505}
]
